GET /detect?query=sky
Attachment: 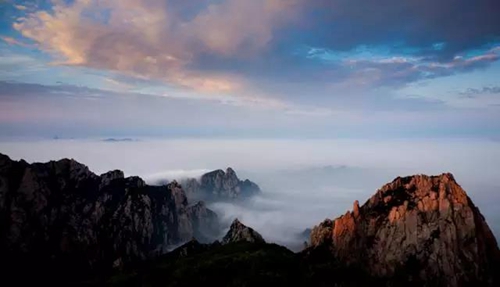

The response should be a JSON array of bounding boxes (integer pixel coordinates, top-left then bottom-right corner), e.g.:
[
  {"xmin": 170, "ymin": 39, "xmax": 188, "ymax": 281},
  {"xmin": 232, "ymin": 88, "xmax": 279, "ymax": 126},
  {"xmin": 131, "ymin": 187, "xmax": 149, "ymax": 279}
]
[{"xmin": 0, "ymin": 0, "xmax": 499, "ymax": 139}]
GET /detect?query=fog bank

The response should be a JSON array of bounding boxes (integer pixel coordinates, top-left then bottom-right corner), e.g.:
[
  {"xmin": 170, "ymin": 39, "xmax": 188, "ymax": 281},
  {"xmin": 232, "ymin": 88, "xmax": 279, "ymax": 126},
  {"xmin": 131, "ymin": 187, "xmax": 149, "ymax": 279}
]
[{"xmin": 1, "ymin": 138, "xmax": 499, "ymax": 249}]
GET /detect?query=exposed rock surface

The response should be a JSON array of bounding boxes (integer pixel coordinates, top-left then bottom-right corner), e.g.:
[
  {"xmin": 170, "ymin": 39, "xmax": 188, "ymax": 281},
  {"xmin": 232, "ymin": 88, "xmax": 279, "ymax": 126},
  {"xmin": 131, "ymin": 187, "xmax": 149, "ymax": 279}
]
[
  {"xmin": 0, "ymin": 153, "xmax": 219, "ymax": 275},
  {"xmin": 309, "ymin": 173, "xmax": 500, "ymax": 286},
  {"xmin": 182, "ymin": 167, "xmax": 260, "ymax": 201},
  {"xmin": 222, "ymin": 218, "xmax": 265, "ymax": 244},
  {"xmin": 310, "ymin": 219, "xmax": 334, "ymax": 246},
  {"xmin": 187, "ymin": 201, "xmax": 220, "ymax": 241}
]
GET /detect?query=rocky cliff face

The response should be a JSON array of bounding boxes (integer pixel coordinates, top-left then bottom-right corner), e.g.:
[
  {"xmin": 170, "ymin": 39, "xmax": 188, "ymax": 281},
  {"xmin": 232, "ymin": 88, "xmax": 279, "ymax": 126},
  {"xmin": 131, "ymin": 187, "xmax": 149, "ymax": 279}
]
[
  {"xmin": 187, "ymin": 201, "xmax": 220, "ymax": 241},
  {"xmin": 182, "ymin": 167, "xmax": 260, "ymax": 201},
  {"xmin": 222, "ymin": 218, "xmax": 265, "ymax": 244},
  {"xmin": 309, "ymin": 173, "xmax": 500, "ymax": 286},
  {"xmin": 0, "ymin": 153, "xmax": 219, "ymax": 275}
]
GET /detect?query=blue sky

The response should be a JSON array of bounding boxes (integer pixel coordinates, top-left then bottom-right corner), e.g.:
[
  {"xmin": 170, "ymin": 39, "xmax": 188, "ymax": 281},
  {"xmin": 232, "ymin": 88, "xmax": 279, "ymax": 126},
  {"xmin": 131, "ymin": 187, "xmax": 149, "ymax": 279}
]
[{"xmin": 0, "ymin": 0, "xmax": 499, "ymax": 139}]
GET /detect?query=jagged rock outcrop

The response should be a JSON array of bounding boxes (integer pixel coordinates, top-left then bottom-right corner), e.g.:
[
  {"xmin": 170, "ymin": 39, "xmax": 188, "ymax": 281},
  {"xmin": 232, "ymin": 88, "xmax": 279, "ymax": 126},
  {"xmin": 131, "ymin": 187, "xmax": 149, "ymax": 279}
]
[
  {"xmin": 187, "ymin": 201, "xmax": 220, "ymax": 241},
  {"xmin": 309, "ymin": 173, "xmax": 500, "ymax": 286},
  {"xmin": 0, "ymin": 153, "xmax": 219, "ymax": 275},
  {"xmin": 222, "ymin": 219, "xmax": 265, "ymax": 244},
  {"xmin": 310, "ymin": 219, "xmax": 334, "ymax": 246},
  {"xmin": 182, "ymin": 167, "xmax": 260, "ymax": 201}
]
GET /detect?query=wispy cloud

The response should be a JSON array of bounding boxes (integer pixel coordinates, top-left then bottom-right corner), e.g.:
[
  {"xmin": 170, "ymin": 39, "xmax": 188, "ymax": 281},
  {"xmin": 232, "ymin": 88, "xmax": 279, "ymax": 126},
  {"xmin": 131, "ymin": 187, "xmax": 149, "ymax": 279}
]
[
  {"xmin": 1, "ymin": 36, "xmax": 30, "ymax": 47},
  {"xmin": 0, "ymin": 52, "xmax": 46, "ymax": 77},
  {"xmin": 0, "ymin": 80, "xmax": 338, "ymax": 118},
  {"xmin": 13, "ymin": 4, "xmax": 27, "ymax": 11},
  {"xmin": 459, "ymin": 86, "xmax": 500, "ymax": 98},
  {"xmin": 103, "ymin": 77, "xmax": 134, "ymax": 91},
  {"xmin": 339, "ymin": 48, "xmax": 500, "ymax": 87}
]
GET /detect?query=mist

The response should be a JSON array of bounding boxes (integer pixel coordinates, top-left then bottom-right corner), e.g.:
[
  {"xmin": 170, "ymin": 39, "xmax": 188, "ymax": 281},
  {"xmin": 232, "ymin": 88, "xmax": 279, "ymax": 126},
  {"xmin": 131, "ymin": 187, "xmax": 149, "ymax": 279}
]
[{"xmin": 1, "ymin": 138, "xmax": 499, "ymax": 249}]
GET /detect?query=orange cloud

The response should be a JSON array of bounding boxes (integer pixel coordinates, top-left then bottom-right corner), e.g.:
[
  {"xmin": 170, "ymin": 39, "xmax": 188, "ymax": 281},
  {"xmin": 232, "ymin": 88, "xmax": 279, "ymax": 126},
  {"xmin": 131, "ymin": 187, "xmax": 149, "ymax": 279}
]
[
  {"xmin": 13, "ymin": 0, "xmax": 300, "ymax": 94},
  {"xmin": 186, "ymin": 0, "xmax": 298, "ymax": 56}
]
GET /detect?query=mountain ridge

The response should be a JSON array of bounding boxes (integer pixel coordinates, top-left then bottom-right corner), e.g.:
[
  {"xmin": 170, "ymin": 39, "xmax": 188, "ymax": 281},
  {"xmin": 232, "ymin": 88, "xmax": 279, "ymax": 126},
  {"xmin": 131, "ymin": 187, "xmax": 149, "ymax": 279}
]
[{"xmin": 0, "ymin": 153, "xmax": 220, "ymax": 279}]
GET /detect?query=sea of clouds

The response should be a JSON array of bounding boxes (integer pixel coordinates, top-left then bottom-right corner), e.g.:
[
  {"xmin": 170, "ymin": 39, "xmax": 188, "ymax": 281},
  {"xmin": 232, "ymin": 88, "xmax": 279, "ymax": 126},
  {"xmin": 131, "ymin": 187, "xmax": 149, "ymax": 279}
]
[{"xmin": 1, "ymin": 138, "xmax": 499, "ymax": 249}]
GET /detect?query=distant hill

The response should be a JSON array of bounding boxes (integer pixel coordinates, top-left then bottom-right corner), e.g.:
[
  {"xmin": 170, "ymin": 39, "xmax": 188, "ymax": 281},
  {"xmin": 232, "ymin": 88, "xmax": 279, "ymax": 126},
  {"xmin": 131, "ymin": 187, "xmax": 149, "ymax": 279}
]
[{"xmin": 102, "ymin": 138, "xmax": 136, "ymax": 142}]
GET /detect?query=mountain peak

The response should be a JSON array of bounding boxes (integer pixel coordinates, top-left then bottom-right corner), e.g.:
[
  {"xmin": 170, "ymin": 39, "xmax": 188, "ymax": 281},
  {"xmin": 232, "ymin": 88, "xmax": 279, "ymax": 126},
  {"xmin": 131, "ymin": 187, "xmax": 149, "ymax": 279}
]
[
  {"xmin": 0, "ymin": 152, "xmax": 11, "ymax": 163},
  {"xmin": 222, "ymin": 219, "xmax": 265, "ymax": 244},
  {"xmin": 229, "ymin": 218, "xmax": 245, "ymax": 229},
  {"xmin": 225, "ymin": 167, "xmax": 236, "ymax": 175},
  {"xmin": 309, "ymin": 173, "xmax": 500, "ymax": 286},
  {"xmin": 369, "ymin": 172, "xmax": 469, "ymax": 214},
  {"xmin": 182, "ymin": 168, "xmax": 260, "ymax": 201}
]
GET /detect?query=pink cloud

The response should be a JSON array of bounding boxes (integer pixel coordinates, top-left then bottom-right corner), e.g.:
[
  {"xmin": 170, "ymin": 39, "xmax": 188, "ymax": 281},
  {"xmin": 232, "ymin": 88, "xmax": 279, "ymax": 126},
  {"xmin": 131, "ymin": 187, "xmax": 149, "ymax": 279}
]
[
  {"xmin": 0, "ymin": 36, "xmax": 30, "ymax": 47},
  {"xmin": 12, "ymin": 0, "xmax": 300, "ymax": 93}
]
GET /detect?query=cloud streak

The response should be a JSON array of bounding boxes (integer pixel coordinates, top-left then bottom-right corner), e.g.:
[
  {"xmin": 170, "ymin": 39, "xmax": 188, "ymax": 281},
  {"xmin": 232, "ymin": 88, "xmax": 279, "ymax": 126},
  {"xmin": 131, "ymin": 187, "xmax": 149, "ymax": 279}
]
[
  {"xmin": 0, "ymin": 35, "xmax": 29, "ymax": 47},
  {"xmin": 0, "ymin": 80, "xmax": 352, "ymax": 139},
  {"xmin": 460, "ymin": 86, "xmax": 500, "ymax": 98},
  {"xmin": 340, "ymin": 49, "xmax": 500, "ymax": 87},
  {"xmin": 306, "ymin": 0, "xmax": 500, "ymax": 59}
]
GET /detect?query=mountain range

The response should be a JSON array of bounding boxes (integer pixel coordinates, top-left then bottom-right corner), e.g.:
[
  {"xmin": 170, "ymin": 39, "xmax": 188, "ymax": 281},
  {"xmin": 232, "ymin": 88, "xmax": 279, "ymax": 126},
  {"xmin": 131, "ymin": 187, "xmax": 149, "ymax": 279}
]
[{"xmin": 0, "ymin": 153, "xmax": 498, "ymax": 286}]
